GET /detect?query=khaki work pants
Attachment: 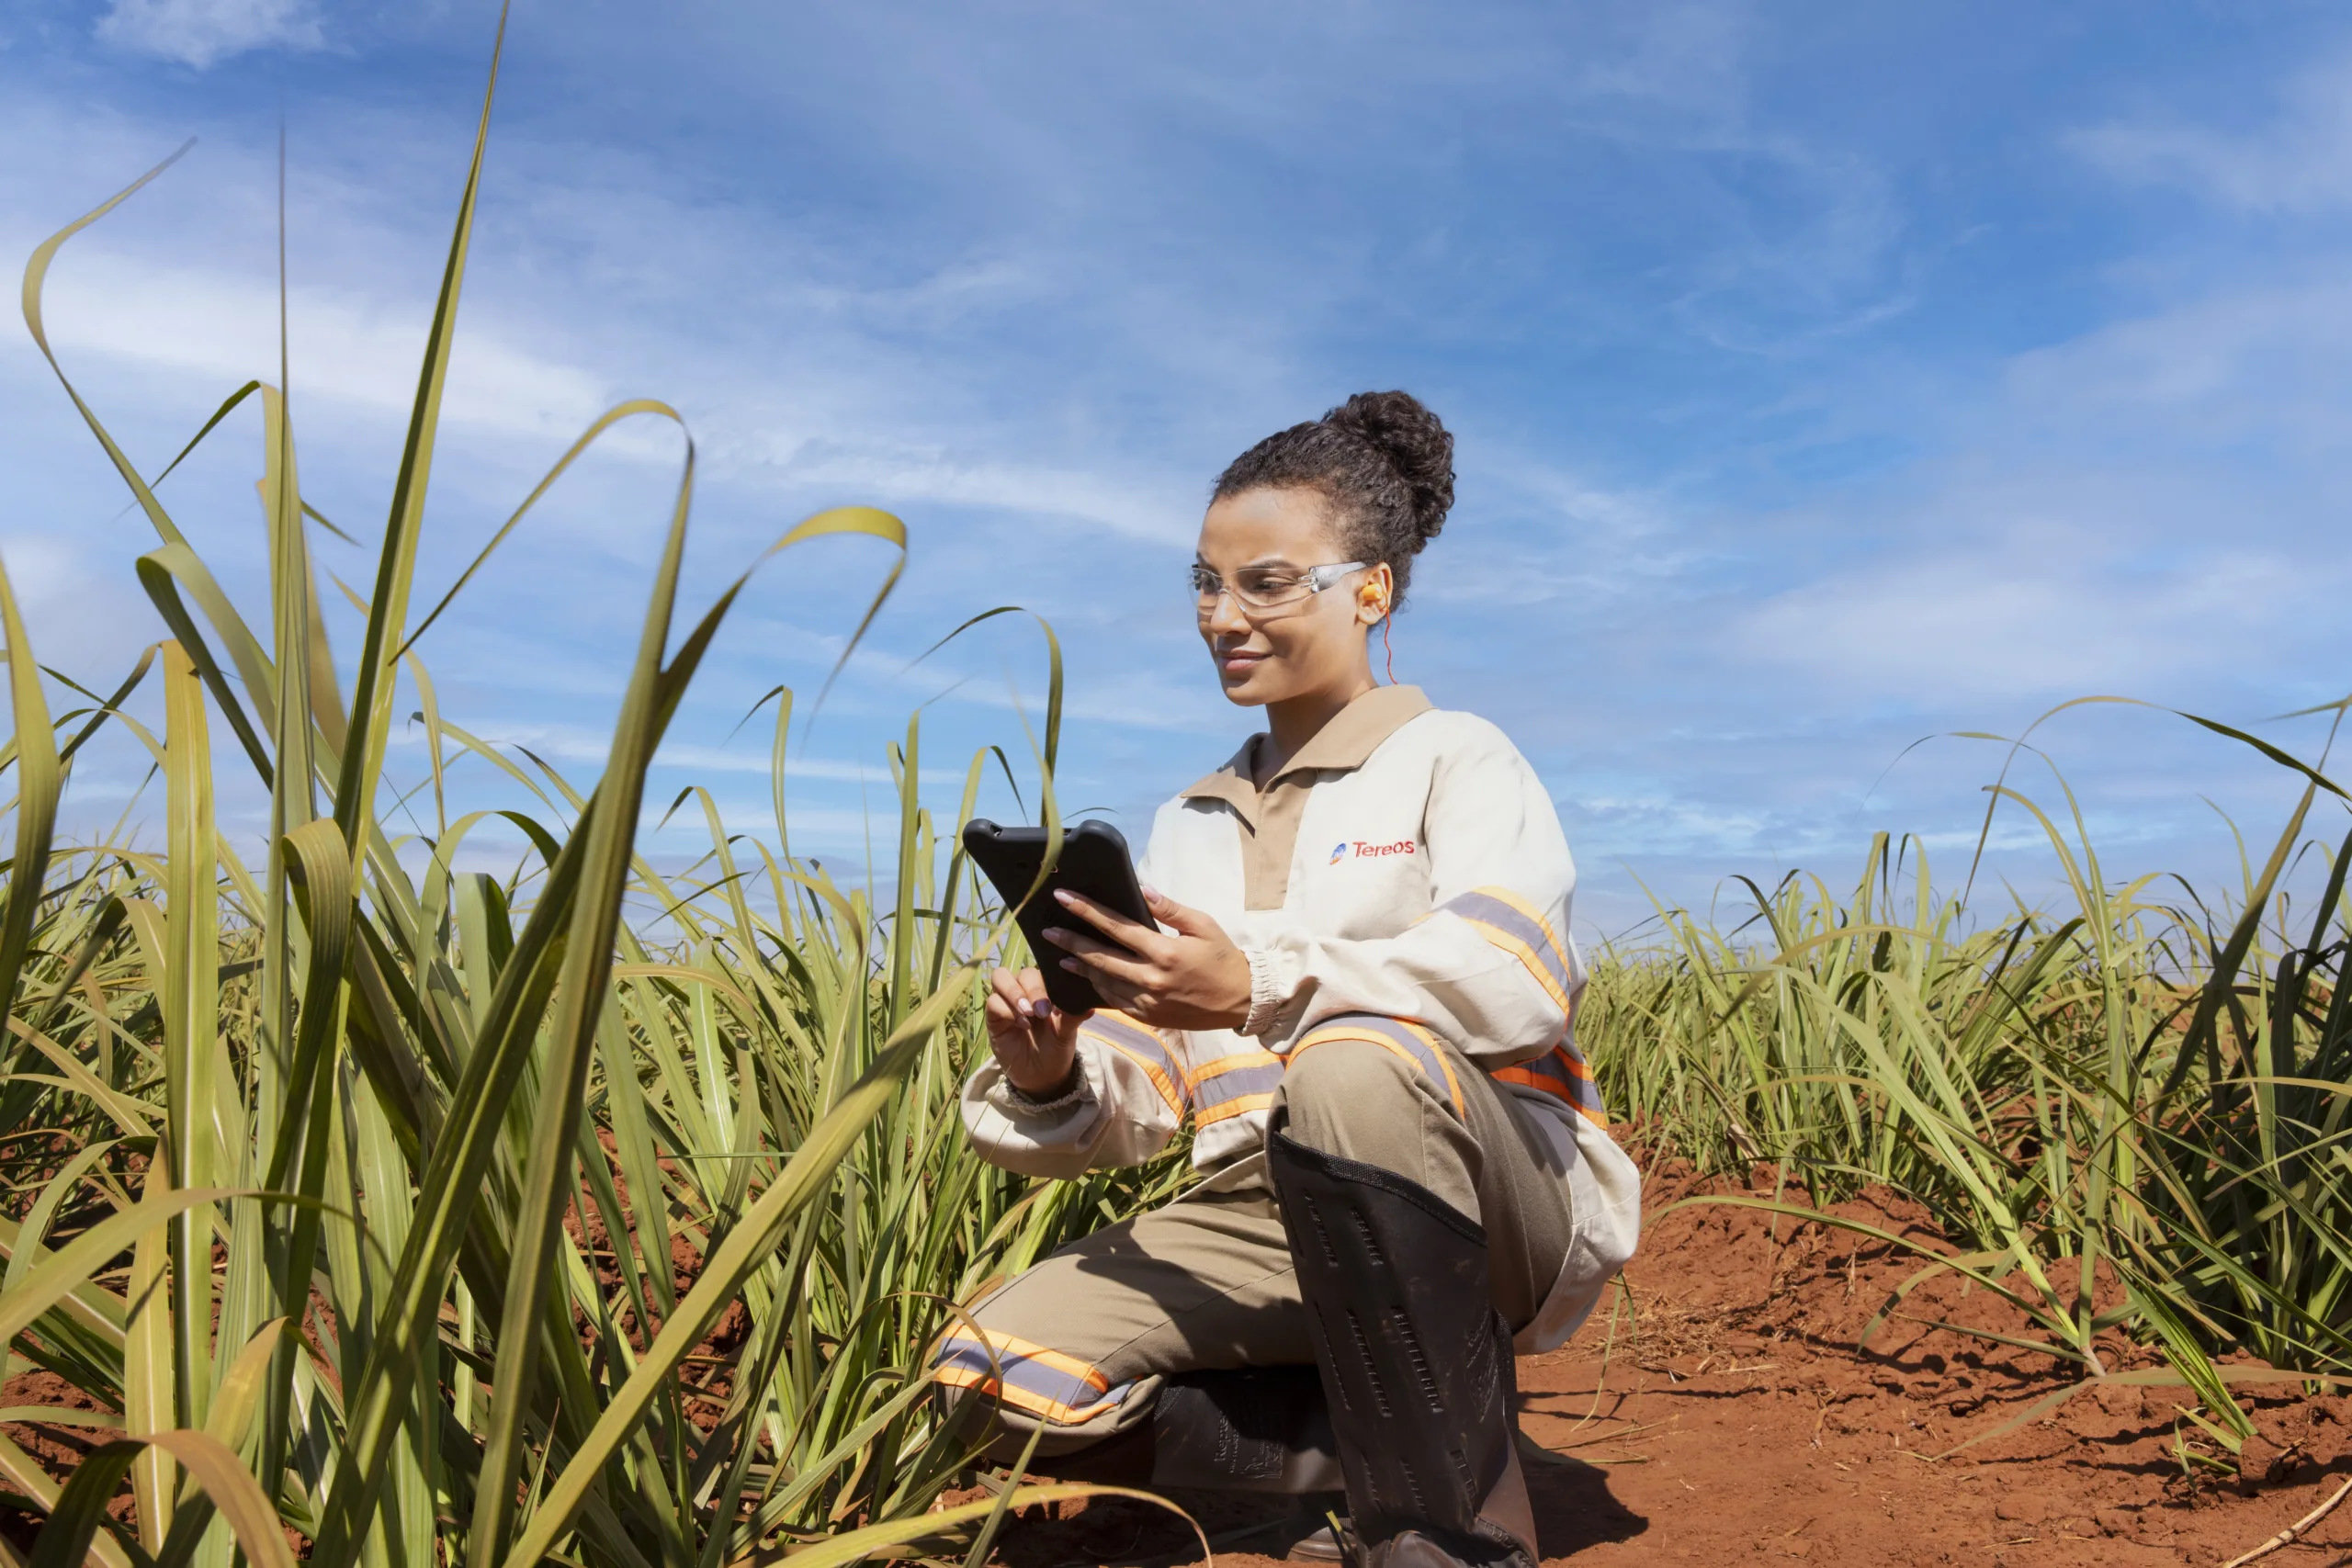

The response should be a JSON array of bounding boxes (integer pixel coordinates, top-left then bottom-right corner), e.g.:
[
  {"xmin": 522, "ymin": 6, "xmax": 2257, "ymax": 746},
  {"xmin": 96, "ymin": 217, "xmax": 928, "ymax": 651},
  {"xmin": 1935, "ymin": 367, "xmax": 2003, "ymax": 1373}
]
[{"xmin": 938, "ymin": 1016, "xmax": 1577, "ymax": 1456}]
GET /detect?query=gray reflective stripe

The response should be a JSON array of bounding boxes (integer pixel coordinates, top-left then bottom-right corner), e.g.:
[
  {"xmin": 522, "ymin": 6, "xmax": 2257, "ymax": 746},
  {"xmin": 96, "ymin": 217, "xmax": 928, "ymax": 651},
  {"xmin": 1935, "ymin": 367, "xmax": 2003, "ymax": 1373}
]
[
  {"xmin": 1493, "ymin": 1044, "xmax": 1607, "ymax": 1120},
  {"xmin": 1085, "ymin": 1010, "xmax": 1177, "ymax": 1073},
  {"xmin": 1295, "ymin": 1013, "xmax": 1461, "ymax": 1112},
  {"xmin": 1192, "ymin": 1058, "xmax": 1285, "ymax": 1111},
  {"xmin": 1439, "ymin": 889, "xmax": 1576, "ymax": 1000},
  {"xmin": 933, "ymin": 1330, "xmax": 1134, "ymax": 1425},
  {"xmin": 1081, "ymin": 1010, "xmax": 1188, "ymax": 1111}
]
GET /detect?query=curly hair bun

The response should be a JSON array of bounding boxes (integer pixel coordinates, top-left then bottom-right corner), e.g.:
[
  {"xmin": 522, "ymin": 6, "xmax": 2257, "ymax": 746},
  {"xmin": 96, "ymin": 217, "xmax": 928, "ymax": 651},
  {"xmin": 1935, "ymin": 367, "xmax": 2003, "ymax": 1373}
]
[
  {"xmin": 1211, "ymin": 388, "xmax": 1458, "ymax": 607},
  {"xmin": 1323, "ymin": 389, "xmax": 1455, "ymax": 547}
]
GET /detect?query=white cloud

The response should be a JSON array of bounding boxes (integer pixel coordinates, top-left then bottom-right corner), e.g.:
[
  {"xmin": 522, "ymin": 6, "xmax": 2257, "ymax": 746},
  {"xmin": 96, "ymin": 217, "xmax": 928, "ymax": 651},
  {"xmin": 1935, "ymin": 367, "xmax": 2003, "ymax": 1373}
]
[
  {"xmin": 1714, "ymin": 257, "xmax": 2352, "ymax": 710},
  {"xmin": 933, "ymin": 664, "xmax": 1235, "ymax": 736},
  {"xmin": 1725, "ymin": 545, "xmax": 2306, "ymax": 704},
  {"xmin": 0, "ymin": 532, "xmax": 159, "ymax": 691},
  {"xmin": 38, "ymin": 251, "xmax": 613, "ymax": 443},
  {"xmin": 15, "ymin": 2, "xmax": 2350, "ymax": 926},
  {"xmin": 96, "ymin": 0, "xmax": 323, "ymax": 70},
  {"xmin": 1417, "ymin": 453, "xmax": 1693, "ymax": 610},
  {"xmin": 2068, "ymin": 52, "xmax": 2352, "ymax": 212},
  {"xmin": 737, "ymin": 436, "xmax": 1195, "ymax": 543},
  {"xmin": 0, "ymin": 532, "xmax": 90, "ymax": 607},
  {"xmin": 2004, "ymin": 277, "xmax": 2352, "ymax": 444},
  {"xmin": 384, "ymin": 717, "xmax": 973, "ymax": 787},
  {"xmin": 634, "ymin": 800, "xmax": 901, "ymax": 848}
]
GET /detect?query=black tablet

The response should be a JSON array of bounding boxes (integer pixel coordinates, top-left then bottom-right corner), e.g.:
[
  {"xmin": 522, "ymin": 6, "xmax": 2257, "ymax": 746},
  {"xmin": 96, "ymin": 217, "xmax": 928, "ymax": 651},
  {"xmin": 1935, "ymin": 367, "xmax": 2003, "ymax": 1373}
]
[{"xmin": 961, "ymin": 818, "xmax": 1154, "ymax": 1014}]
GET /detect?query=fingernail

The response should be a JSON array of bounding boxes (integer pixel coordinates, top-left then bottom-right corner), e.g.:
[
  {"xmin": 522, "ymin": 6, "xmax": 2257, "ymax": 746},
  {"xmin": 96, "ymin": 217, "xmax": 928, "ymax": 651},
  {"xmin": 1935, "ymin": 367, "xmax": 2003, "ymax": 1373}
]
[
  {"xmin": 1059, "ymin": 957, "xmax": 1079, "ymax": 972},
  {"xmin": 1042, "ymin": 927, "xmax": 1067, "ymax": 945},
  {"xmin": 1053, "ymin": 888, "xmax": 1075, "ymax": 905},
  {"xmin": 1028, "ymin": 998, "xmax": 1052, "ymax": 1020},
  {"xmin": 1141, "ymin": 883, "xmax": 1159, "ymax": 900}
]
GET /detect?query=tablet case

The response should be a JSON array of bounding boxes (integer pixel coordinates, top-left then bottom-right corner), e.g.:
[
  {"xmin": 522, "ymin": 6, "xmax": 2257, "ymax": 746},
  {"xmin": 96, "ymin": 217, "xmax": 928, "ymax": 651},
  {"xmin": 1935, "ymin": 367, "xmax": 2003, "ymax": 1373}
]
[{"xmin": 961, "ymin": 818, "xmax": 1153, "ymax": 1013}]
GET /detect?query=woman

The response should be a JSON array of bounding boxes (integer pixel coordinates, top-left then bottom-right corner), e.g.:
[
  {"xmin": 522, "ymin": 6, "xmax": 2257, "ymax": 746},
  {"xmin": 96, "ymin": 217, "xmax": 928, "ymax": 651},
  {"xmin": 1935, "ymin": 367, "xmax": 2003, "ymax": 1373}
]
[{"xmin": 939, "ymin": 392, "xmax": 1641, "ymax": 1568}]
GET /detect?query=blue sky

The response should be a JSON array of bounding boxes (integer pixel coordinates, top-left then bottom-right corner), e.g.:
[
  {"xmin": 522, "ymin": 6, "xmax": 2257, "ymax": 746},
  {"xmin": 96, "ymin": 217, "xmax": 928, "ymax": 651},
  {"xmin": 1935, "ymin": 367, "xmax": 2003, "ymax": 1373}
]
[{"xmin": 5, "ymin": 0, "xmax": 2350, "ymax": 940}]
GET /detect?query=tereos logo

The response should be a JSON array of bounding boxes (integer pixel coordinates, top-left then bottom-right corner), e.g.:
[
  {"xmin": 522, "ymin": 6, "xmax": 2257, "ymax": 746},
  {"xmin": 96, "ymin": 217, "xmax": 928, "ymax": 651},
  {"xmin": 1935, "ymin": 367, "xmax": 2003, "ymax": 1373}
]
[{"xmin": 1331, "ymin": 839, "xmax": 1415, "ymax": 863}]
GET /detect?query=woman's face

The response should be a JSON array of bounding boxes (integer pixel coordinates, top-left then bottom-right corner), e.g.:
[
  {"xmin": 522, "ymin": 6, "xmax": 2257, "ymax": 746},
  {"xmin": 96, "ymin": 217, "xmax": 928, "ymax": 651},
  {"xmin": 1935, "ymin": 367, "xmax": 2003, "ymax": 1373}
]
[{"xmin": 1194, "ymin": 486, "xmax": 1382, "ymax": 707}]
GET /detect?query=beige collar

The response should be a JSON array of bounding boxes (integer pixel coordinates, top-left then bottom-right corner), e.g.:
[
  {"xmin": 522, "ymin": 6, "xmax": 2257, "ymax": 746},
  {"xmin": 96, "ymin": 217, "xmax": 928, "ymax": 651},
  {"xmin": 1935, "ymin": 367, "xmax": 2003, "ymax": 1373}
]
[{"xmin": 1179, "ymin": 684, "xmax": 1434, "ymax": 830}]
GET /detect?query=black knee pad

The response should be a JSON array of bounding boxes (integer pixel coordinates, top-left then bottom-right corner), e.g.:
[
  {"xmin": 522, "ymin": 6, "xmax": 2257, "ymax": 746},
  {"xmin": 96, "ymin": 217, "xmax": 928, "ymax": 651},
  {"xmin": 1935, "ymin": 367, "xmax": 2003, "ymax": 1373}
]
[{"xmin": 1266, "ymin": 1116, "xmax": 1528, "ymax": 1567}]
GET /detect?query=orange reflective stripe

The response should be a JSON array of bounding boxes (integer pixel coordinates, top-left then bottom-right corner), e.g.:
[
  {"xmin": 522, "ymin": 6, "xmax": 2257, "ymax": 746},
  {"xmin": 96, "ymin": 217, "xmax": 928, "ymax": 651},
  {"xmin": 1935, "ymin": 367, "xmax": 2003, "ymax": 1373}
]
[
  {"xmin": 1292, "ymin": 1015, "xmax": 1464, "ymax": 1117},
  {"xmin": 1490, "ymin": 1043, "xmax": 1607, "ymax": 1125},
  {"xmin": 1472, "ymin": 885, "xmax": 1575, "ymax": 976},
  {"xmin": 1393, "ymin": 1018, "xmax": 1466, "ymax": 1116},
  {"xmin": 933, "ymin": 1328, "xmax": 1133, "ymax": 1426},
  {"xmin": 1193, "ymin": 1090, "xmax": 1277, "ymax": 1127},
  {"xmin": 1188, "ymin": 1050, "xmax": 1283, "ymax": 1090},
  {"xmin": 933, "ymin": 1364, "xmax": 1125, "ymax": 1426},
  {"xmin": 1188, "ymin": 1049, "xmax": 1283, "ymax": 1126},
  {"xmin": 1462, "ymin": 919, "xmax": 1574, "ymax": 1017},
  {"xmin": 1284, "ymin": 1006, "xmax": 1607, "ymax": 1129},
  {"xmin": 1080, "ymin": 1010, "xmax": 1187, "ymax": 1115},
  {"xmin": 1441, "ymin": 886, "xmax": 1577, "ymax": 1019},
  {"xmin": 944, "ymin": 1328, "xmax": 1109, "ymax": 1390}
]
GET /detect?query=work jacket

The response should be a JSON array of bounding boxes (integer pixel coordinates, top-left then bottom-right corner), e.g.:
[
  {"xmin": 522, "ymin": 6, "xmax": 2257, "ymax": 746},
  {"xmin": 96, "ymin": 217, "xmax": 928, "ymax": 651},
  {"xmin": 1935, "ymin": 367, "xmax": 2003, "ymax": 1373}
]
[{"xmin": 960, "ymin": 683, "xmax": 1642, "ymax": 1350}]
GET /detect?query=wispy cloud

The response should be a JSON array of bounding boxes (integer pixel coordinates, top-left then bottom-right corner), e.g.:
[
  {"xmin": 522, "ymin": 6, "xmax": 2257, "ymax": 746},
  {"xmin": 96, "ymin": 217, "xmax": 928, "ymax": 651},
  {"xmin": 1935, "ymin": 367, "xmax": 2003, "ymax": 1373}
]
[
  {"xmin": 2068, "ymin": 51, "xmax": 2352, "ymax": 212},
  {"xmin": 39, "ymin": 251, "xmax": 612, "ymax": 441},
  {"xmin": 9, "ymin": 2, "xmax": 2352, "ymax": 937},
  {"xmin": 1726, "ymin": 541, "xmax": 2309, "ymax": 703},
  {"xmin": 96, "ymin": 0, "xmax": 322, "ymax": 70}
]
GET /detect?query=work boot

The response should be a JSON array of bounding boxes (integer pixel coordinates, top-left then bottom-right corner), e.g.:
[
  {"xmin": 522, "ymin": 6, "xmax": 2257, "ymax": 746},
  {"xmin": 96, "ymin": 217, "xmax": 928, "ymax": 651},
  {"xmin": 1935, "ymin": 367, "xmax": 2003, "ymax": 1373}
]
[
  {"xmin": 1150, "ymin": 1365, "xmax": 1345, "ymax": 1494},
  {"xmin": 1265, "ymin": 1113, "xmax": 1539, "ymax": 1568},
  {"xmin": 1023, "ymin": 1364, "xmax": 1344, "ymax": 1495}
]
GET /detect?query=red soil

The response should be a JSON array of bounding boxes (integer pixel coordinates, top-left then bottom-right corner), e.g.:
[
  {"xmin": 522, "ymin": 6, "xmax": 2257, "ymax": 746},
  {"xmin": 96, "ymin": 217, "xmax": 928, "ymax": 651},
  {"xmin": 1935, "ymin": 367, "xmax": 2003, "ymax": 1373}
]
[
  {"xmin": 10, "ymin": 1160, "xmax": 2350, "ymax": 1565},
  {"xmin": 982, "ymin": 1162, "xmax": 2352, "ymax": 1567}
]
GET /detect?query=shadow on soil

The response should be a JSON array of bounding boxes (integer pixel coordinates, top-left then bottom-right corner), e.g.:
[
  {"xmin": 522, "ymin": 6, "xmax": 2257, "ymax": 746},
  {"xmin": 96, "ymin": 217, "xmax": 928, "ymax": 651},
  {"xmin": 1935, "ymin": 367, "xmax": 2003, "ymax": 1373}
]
[
  {"xmin": 984, "ymin": 1454, "xmax": 1646, "ymax": 1567},
  {"xmin": 1527, "ymin": 1453, "xmax": 1649, "ymax": 1556}
]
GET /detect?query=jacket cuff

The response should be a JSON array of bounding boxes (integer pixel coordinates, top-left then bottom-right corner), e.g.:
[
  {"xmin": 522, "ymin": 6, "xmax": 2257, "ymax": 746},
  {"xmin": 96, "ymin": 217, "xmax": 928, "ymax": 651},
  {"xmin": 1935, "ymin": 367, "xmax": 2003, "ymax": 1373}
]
[
  {"xmin": 1240, "ymin": 946, "xmax": 1293, "ymax": 1037},
  {"xmin": 1005, "ymin": 1055, "xmax": 1090, "ymax": 1115}
]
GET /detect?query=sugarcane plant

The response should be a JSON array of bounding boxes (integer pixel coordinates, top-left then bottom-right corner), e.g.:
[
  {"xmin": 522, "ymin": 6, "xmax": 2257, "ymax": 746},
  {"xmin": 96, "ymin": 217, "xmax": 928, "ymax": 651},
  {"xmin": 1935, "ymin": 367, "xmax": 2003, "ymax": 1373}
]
[
  {"xmin": 1581, "ymin": 729, "xmax": 2352, "ymax": 1450},
  {"xmin": 0, "ymin": 9, "xmax": 1195, "ymax": 1565}
]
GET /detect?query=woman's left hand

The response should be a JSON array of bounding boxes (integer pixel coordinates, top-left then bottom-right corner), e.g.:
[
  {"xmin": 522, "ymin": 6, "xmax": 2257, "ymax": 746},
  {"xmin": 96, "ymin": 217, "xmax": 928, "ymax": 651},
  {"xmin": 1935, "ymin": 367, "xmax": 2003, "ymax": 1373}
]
[{"xmin": 1042, "ymin": 886, "xmax": 1253, "ymax": 1032}]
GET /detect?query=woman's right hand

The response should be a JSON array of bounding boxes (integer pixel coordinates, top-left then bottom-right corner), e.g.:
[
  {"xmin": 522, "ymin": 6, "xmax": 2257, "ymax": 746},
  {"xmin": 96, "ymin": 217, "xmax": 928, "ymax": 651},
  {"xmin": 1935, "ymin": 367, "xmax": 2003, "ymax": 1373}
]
[{"xmin": 984, "ymin": 966, "xmax": 1086, "ymax": 1096}]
